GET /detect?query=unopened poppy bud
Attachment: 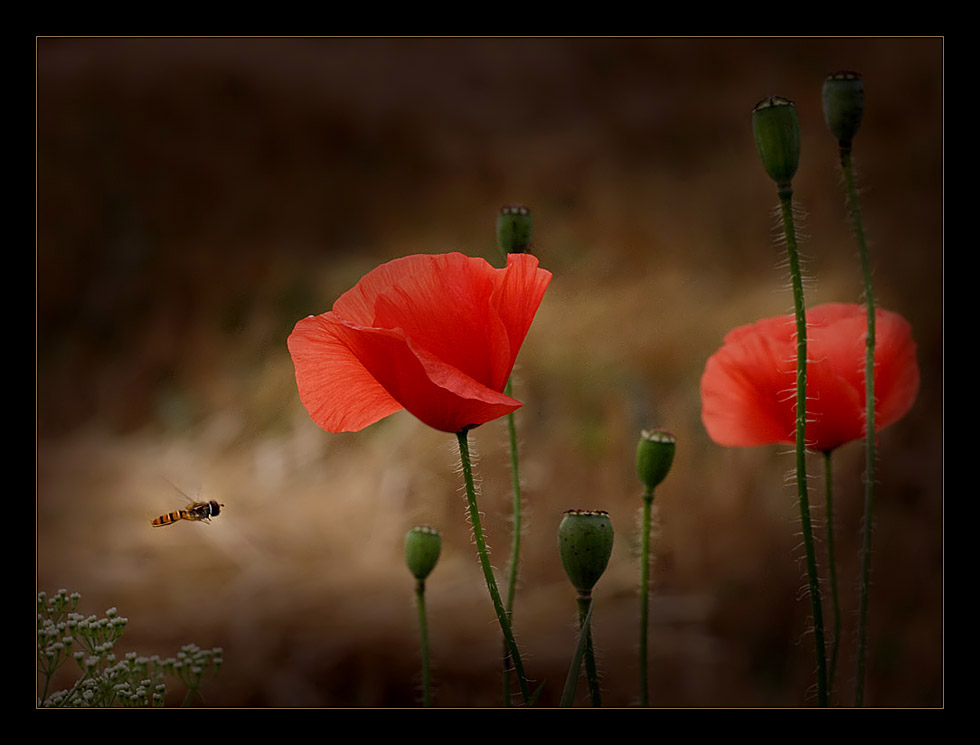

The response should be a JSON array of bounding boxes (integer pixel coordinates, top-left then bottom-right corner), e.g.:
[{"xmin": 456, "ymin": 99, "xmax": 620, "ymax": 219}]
[
  {"xmin": 497, "ymin": 204, "xmax": 533, "ymax": 254},
  {"xmin": 636, "ymin": 429, "xmax": 676, "ymax": 492},
  {"xmin": 558, "ymin": 510, "xmax": 614, "ymax": 595},
  {"xmin": 405, "ymin": 526, "xmax": 442, "ymax": 582},
  {"xmin": 822, "ymin": 71, "xmax": 865, "ymax": 148},
  {"xmin": 752, "ymin": 96, "xmax": 801, "ymax": 190}
]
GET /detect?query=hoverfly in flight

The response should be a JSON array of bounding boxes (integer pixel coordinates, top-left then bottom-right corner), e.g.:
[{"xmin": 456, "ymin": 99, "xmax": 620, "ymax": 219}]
[{"xmin": 151, "ymin": 499, "xmax": 225, "ymax": 528}]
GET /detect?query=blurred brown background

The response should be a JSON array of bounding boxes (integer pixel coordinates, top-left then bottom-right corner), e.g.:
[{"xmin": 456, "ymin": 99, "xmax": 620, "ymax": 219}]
[{"xmin": 36, "ymin": 37, "xmax": 943, "ymax": 708}]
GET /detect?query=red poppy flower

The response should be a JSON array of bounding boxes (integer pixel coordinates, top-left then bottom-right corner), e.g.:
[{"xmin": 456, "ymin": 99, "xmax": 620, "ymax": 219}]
[
  {"xmin": 701, "ymin": 302, "xmax": 919, "ymax": 452},
  {"xmin": 287, "ymin": 252, "xmax": 552, "ymax": 434}
]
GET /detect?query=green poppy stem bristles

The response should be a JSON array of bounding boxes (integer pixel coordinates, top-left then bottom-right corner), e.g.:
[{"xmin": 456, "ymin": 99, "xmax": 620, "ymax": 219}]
[
  {"xmin": 777, "ymin": 185, "xmax": 829, "ymax": 708},
  {"xmin": 501, "ymin": 377, "xmax": 524, "ymax": 706},
  {"xmin": 636, "ymin": 429, "xmax": 676, "ymax": 707},
  {"xmin": 849, "ymin": 142, "xmax": 877, "ymax": 707},
  {"xmin": 496, "ymin": 204, "xmax": 534, "ymax": 705},
  {"xmin": 577, "ymin": 593, "xmax": 602, "ymax": 707},
  {"xmin": 823, "ymin": 70, "xmax": 876, "ymax": 707},
  {"xmin": 559, "ymin": 597, "xmax": 595, "ymax": 707},
  {"xmin": 753, "ymin": 96, "xmax": 828, "ymax": 707},
  {"xmin": 822, "ymin": 451, "xmax": 842, "ymax": 700},
  {"xmin": 456, "ymin": 429, "xmax": 531, "ymax": 705},
  {"xmin": 638, "ymin": 489, "xmax": 655, "ymax": 706}
]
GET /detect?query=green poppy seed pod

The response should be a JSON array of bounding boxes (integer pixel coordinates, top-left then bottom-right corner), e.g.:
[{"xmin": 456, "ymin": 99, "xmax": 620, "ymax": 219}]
[
  {"xmin": 822, "ymin": 71, "xmax": 865, "ymax": 148},
  {"xmin": 636, "ymin": 429, "xmax": 676, "ymax": 492},
  {"xmin": 497, "ymin": 204, "xmax": 533, "ymax": 254},
  {"xmin": 558, "ymin": 510, "xmax": 614, "ymax": 595},
  {"xmin": 752, "ymin": 96, "xmax": 801, "ymax": 190},
  {"xmin": 405, "ymin": 526, "xmax": 442, "ymax": 582}
]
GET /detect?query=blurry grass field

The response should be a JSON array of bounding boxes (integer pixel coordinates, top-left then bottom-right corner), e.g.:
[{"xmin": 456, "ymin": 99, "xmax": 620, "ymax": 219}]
[{"xmin": 36, "ymin": 37, "xmax": 943, "ymax": 707}]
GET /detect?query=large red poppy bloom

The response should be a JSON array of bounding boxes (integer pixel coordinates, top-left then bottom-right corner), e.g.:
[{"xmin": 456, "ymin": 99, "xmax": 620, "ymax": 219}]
[
  {"xmin": 288, "ymin": 252, "xmax": 552, "ymax": 434},
  {"xmin": 701, "ymin": 302, "xmax": 919, "ymax": 452}
]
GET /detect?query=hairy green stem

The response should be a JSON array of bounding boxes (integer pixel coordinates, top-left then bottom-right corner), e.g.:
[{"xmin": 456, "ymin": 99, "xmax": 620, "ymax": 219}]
[
  {"xmin": 778, "ymin": 187, "xmax": 828, "ymax": 707},
  {"xmin": 504, "ymin": 381, "xmax": 524, "ymax": 617},
  {"xmin": 560, "ymin": 597, "xmax": 594, "ymax": 707},
  {"xmin": 501, "ymin": 378, "xmax": 524, "ymax": 706},
  {"xmin": 415, "ymin": 580, "xmax": 433, "ymax": 707},
  {"xmin": 639, "ymin": 486, "xmax": 654, "ymax": 706},
  {"xmin": 840, "ymin": 146, "xmax": 877, "ymax": 708},
  {"xmin": 577, "ymin": 593, "xmax": 602, "ymax": 706},
  {"xmin": 822, "ymin": 450, "xmax": 841, "ymax": 700},
  {"xmin": 456, "ymin": 430, "xmax": 531, "ymax": 705}
]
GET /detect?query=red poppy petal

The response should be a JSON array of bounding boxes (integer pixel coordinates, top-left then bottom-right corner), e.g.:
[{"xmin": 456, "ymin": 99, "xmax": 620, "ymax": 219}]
[
  {"xmin": 701, "ymin": 303, "xmax": 920, "ymax": 452},
  {"xmin": 701, "ymin": 317, "xmax": 796, "ymax": 447},
  {"xmin": 722, "ymin": 312, "xmax": 796, "ymax": 348},
  {"xmin": 805, "ymin": 364, "xmax": 864, "ymax": 451},
  {"xmin": 873, "ymin": 308, "xmax": 920, "ymax": 430},
  {"xmin": 287, "ymin": 314, "xmax": 404, "ymax": 433},
  {"xmin": 340, "ymin": 252, "xmax": 551, "ymax": 395},
  {"xmin": 488, "ymin": 253, "xmax": 553, "ymax": 390},
  {"xmin": 330, "ymin": 319, "xmax": 522, "ymax": 433},
  {"xmin": 291, "ymin": 253, "xmax": 550, "ymax": 434},
  {"xmin": 330, "ymin": 256, "xmax": 423, "ymax": 326},
  {"xmin": 805, "ymin": 303, "xmax": 919, "ymax": 447},
  {"xmin": 806, "ymin": 304, "xmax": 866, "ymax": 384},
  {"xmin": 805, "ymin": 304, "xmax": 866, "ymax": 450},
  {"xmin": 369, "ymin": 253, "xmax": 502, "ymax": 389}
]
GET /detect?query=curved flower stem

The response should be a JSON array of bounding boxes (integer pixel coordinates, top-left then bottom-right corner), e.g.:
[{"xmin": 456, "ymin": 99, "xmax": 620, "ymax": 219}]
[
  {"xmin": 822, "ymin": 450, "xmax": 841, "ymax": 700},
  {"xmin": 501, "ymin": 378, "xmax": 523, "ymax": 706},
  {"xmin": 778, "ymin": 187, "xmax": 828, "ymax": 707},
  {"xmin": 560, "ymin": 596, "xmax": 594, "ymax": 707},
  {"xmin": 456, "ymin": 429, "xmax": 531, "ymax": 705},
  {"xmin": 840, "ymin": 146, "xmax": 877, "ymax": 708},
  {"xmin": 639, "ymin": 486, "xmax": 654, "ymax": 707},
  {"xmin": 181, "ymin": 686, "xmax": 201, "ymax": 708},
  {"xmin": 577, "ymin": 592, "xmax": 602, "ymax": 706},
  {"xmin": 414, "ymin": 580, "xmax": 433, "ymax": 707}
]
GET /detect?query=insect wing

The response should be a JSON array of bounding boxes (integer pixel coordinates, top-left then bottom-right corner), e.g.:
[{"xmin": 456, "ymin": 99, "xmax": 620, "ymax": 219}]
[{"xmin": 184, "ymin": 501, "xmax": 211, "ymax": 521}]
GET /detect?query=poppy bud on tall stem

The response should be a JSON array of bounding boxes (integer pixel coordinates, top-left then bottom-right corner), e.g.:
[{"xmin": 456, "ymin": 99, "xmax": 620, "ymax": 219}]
[
  {"xmin": 823, "ymin": 73, "xmax": 869, "ymax": 706},
  {"xmin": 495, "ymin": 203, "xmax": 534, "ymax": 705},
  {"xmin": 405, "ymin": 526, "xmax": 441, "ymax": 707},
  {"xmin": 635, "ymin": 429, "xmax": 675, "ymax": 706},
  {"xmin": 559, "ymin": 510, "xmax": 614, "ymax": 596},
  {"xmin": 752, "ymin": 96, "xmax": 801, "ymax": 193},
  {"xmin": 636, "ymin": 429, "xmax": 676, "ymax": 493},
  {"xmin": 559, "ymin": 510, "xmax": 613, "ymax": 707},
  {"xmin": 751, "ymin": 95, "xmax": 828, "ymax": 706},
  {"xmin": 405, "ymin": 526, "xmax": 441, "ymax": 584},
  {"xmin": 497, "ymin": 204, "xmax": 533, "ymax": 255},
  {"xmin": 822, "ymin": 71, "xmax": 865, "ymax": 153},
  {"xmin": 822, "ymin": 69, "xmax": 878, "ymax": 708}
]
